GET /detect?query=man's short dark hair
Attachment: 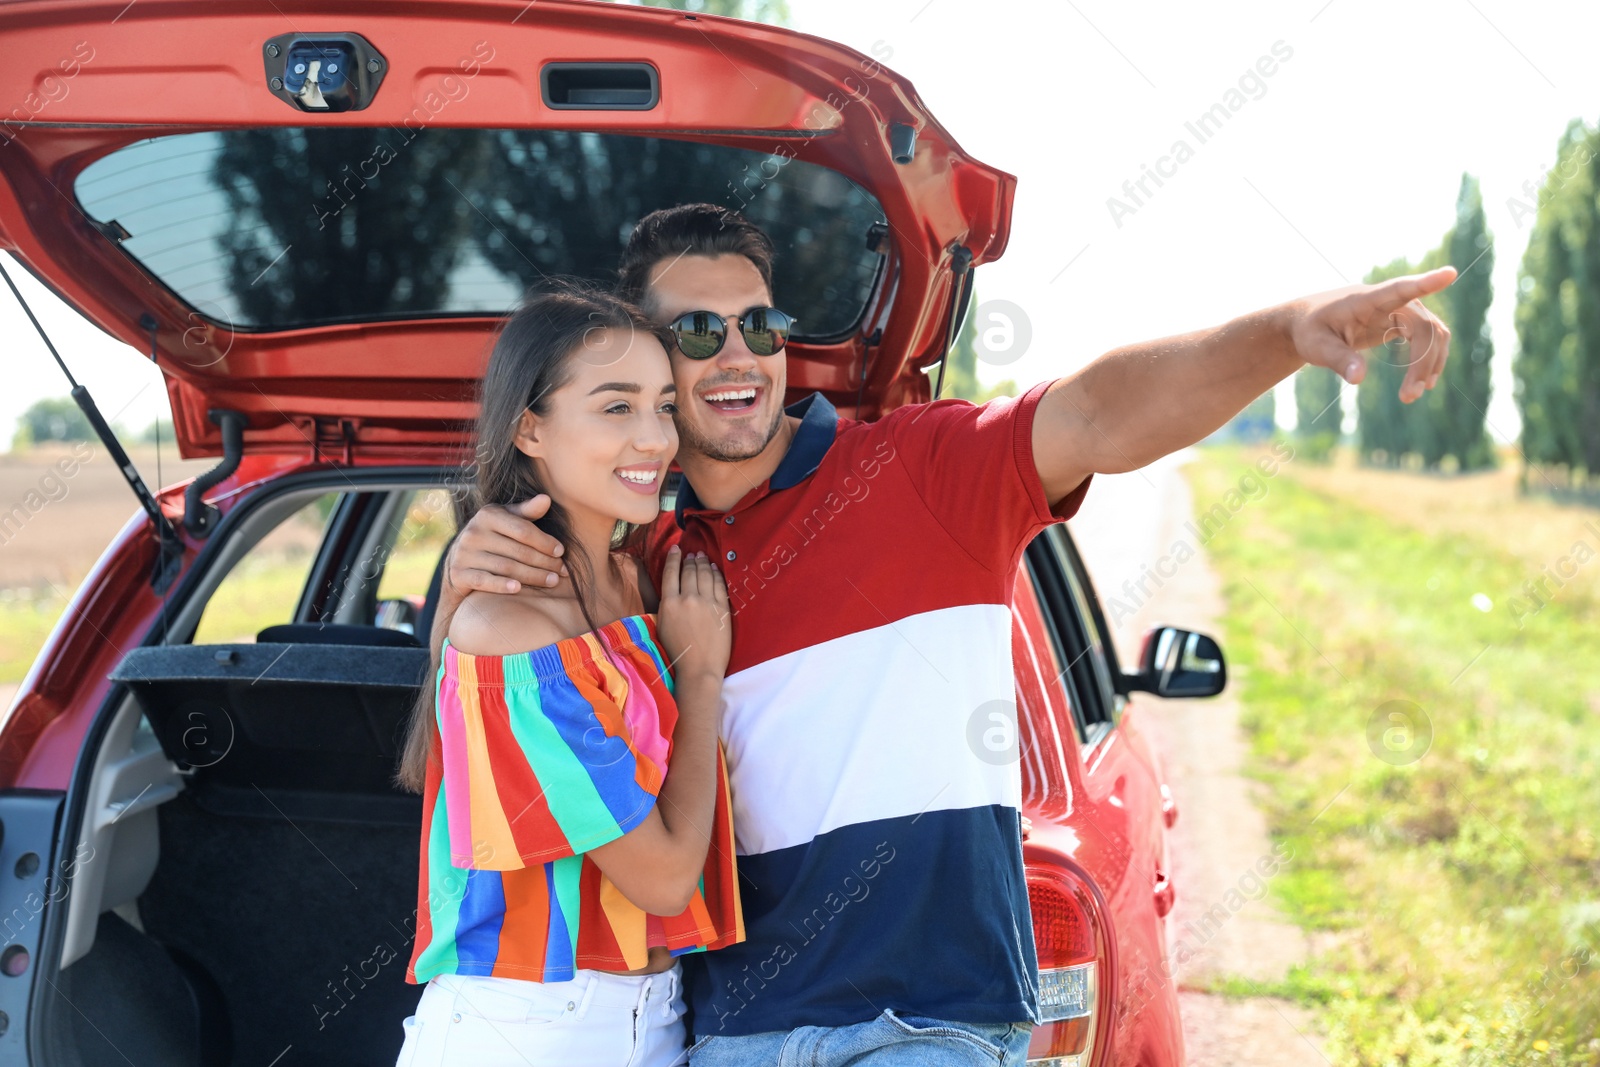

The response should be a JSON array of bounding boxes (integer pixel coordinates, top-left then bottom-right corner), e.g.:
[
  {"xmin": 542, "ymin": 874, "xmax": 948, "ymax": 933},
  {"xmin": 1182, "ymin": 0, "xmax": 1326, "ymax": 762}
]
[{"xmin": 617, "ymin": 203, "xmax": 776, "ymax": 309}]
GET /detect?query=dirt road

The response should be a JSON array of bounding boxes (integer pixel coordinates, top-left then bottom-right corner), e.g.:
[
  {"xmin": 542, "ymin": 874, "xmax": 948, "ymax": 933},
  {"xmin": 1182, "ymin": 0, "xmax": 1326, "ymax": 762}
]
[{"xmin": 1070, "ymin": 450, "xmax": 1332, "ymax": 1066}]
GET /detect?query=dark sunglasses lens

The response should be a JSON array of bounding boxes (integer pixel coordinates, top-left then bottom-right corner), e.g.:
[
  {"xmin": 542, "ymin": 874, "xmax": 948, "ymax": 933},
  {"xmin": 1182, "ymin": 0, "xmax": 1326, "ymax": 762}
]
[
  {"xmin": 674, "ymin": 311, "xmax": 726, "ymax": 360},
  {"xmin": 742, "ymin": 307, "xmax": 793, "ymax": 356}
]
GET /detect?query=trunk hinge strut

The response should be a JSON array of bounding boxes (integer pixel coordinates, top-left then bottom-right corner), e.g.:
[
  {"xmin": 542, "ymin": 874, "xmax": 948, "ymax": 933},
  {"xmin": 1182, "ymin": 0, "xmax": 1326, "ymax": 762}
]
[
  {"xmin": 183, "ymin": 409, "xmax": 246, "ymax": 539},
  {"xmin": 0, "ymin": 260, "xmax": 185, "ymax": 592},
  {"xmin": 930, "ymin": 244, "xmax": 974, "ymax": 401}
]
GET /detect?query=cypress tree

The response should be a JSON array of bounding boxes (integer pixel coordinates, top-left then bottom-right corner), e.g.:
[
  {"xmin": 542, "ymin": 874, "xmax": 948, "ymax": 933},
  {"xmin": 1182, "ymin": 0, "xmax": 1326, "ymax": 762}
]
[
  {"xmin": 1293, "ymin": 365, "xmax": 1343, "ymax": 461},
  {"xmin": 1514, "ymin": 120, "xmax": 1595, "ymax": 476},
  {"xmin": 1424, "ymin": 174, "xmax": 1495, "ymax": 471},
  {"xmin": 1358, "ymin": 174, "xmax": 1495, "ymax": 471},
  {"xmin": 1358, "ymin": 258, "xmax": 1419, "ymax": 465}
]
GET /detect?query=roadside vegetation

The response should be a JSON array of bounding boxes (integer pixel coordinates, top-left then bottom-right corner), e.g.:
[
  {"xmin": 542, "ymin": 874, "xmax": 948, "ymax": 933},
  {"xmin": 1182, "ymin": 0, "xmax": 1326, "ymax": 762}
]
[{"xmin": 1187, "ymin": 444, "xmax": 1600, "ymax": 1066}]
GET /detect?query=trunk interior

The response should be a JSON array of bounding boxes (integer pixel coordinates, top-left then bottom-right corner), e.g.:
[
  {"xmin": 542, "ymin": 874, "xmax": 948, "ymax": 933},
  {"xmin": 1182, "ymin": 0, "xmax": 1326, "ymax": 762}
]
[{"xmin": 42, "ymin": 479, "xmax": 451, "ymax": 1067}]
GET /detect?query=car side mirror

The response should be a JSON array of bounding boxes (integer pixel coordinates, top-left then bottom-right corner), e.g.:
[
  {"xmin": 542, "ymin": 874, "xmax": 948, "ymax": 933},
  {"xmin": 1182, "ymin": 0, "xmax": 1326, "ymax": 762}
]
[{"xmin": 1126, "ymin": 626, "xmax": 1226, "ymax": 698}]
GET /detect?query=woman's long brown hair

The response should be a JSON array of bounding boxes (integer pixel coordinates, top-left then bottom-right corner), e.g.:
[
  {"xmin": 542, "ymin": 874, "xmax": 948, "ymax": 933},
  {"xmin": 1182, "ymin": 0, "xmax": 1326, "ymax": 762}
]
[{"xmin": 395, "ymin": 282, "xmax": 672, "ymax": 793}]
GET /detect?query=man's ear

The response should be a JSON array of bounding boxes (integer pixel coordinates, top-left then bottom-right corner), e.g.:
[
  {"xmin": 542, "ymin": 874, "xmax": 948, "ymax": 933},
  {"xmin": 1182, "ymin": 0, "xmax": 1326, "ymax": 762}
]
[{"xmin": 512, "ymin": 408, "xmax": 544, "ymax": 459}]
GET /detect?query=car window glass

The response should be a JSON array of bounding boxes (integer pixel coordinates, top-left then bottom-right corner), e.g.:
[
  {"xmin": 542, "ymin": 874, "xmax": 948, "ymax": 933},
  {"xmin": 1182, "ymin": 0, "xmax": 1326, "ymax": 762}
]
[
  {"xmin": 1057, "ymin": 524, "xmax": 1123, "ymax": 680},
  {"xmin": 73, "ymin": 129, "xmax": 887, "ymax": 341},
  {"xmin": 191, "ymin": 492, "xmax": 340, "ymax": 643},
  {"xmin": 1054, "ymin": 532, "xmax": 1120, "ymax": 710},
  {"xmin": 1016, "ymin": 564, "xmax": 1087, "ymax": 751},
  {"xmin": 1026, "ymin": 527, "xmax": 1112, "ymax": 732},
  {"xmin": 373, "ymin": 488, "xmax": 458, "ymax": 622}
]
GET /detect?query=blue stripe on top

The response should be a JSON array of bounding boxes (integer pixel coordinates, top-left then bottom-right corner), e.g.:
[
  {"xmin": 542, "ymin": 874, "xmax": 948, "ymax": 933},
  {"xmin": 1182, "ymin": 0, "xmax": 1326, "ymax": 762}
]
[{"xmin": 522, "ymin": 635, "xmax": 661, "ymax": 834}]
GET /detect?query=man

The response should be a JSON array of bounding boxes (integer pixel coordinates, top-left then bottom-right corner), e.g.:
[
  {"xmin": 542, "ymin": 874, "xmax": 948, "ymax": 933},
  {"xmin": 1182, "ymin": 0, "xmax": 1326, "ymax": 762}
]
[{"xmin": 434, "ymin": 203, "xmax": 1453, "ymax": 1064}]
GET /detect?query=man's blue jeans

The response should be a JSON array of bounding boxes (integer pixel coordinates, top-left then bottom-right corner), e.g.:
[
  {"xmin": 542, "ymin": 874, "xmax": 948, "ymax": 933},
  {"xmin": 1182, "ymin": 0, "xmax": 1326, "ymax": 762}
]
[{"xmin": 687, "ymin": 1009, "xmax": 1033, "ymax": 1065}]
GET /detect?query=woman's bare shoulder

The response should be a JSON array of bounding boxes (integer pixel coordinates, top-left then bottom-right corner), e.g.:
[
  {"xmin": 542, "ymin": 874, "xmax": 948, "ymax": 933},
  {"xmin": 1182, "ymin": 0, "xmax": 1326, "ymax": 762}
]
[{"xmin": 447, "ymin": 590, "xmax": 569, "ymax": 656}]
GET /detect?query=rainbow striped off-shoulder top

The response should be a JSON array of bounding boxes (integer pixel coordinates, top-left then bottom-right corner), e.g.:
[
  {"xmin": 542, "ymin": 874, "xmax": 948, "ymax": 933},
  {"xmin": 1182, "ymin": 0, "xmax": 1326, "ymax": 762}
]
[{"xmin": 406, "ymin": 613, "xmax": 744, "ymax": 984}]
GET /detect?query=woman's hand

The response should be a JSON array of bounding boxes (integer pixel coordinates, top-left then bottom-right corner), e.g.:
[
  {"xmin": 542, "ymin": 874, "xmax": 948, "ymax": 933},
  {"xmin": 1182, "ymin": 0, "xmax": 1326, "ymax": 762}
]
[
  {"xmin": 656, "ymin": 545, "xmax": 731, "ymax": 687},
  {"xmin": 590, "ymin": 544, "xmax": 729, "ymax": 915}
]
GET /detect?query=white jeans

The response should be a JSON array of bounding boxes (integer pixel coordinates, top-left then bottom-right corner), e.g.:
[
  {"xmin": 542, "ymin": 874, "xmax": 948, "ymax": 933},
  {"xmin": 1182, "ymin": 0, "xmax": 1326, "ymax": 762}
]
[{"xmin": 396, "ymin": 965, "xmax": 689, "ymax": 1067}]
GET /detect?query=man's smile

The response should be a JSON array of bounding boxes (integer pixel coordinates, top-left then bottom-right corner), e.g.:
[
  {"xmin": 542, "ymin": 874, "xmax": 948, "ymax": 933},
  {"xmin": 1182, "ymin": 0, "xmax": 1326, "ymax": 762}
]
[{"xmin": 698, "ymin": 383, "xmax": 765, "ymax": 415}]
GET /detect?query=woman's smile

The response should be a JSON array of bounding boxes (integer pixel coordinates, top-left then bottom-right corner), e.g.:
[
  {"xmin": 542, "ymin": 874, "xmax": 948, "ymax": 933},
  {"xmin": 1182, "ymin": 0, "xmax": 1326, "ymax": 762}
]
[{"xmin": 615, "ymin": 463, "xmax": 664, "ymax": 495}]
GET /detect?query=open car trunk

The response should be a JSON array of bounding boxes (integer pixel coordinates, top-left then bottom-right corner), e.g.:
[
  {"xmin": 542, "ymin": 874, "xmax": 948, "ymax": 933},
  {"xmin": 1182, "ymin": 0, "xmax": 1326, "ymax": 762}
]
[
  {"xmin": 51, "ymin": 698, "xmax": 425, "ymax": 1067},
  {"xmin": 38, "ymin": 474, "xmax": 455, "ymax": 1066},
  {"xmin": 0, "ymin": 0, "xmax": 1016, "ymax": 458},
  {"xmin": 64, "ymin": 646, "xmax": 429, "ymax": 1066},
  {"xmin": 0, "ymin": 2, "xmax": 1021, "ymax": 1063}
]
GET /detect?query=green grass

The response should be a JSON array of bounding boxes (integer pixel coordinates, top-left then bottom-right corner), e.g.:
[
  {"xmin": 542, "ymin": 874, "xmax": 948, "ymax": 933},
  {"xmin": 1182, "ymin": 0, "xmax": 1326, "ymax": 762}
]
[
  {"xmin": 190, "ymin": 550, "xmax": 321, "ymax": 644},
  {"xmin": 0, "ymin": 594, "xmax": 71, "ymax": 683},
  {"xmin": 1186, "ymin": 445, "xmax": 1600, "ymax": 1066}
]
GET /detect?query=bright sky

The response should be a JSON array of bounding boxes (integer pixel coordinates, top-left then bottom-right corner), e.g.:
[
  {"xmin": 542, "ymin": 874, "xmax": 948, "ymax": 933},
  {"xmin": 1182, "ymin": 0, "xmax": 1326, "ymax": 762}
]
[{"xmin": 4, "ymin": 0, "xmax": 1593, "ymax": 448}]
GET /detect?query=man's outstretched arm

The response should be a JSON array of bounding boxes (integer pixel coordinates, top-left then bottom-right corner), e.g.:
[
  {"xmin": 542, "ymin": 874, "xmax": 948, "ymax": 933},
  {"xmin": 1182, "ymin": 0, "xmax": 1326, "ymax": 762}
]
[{"xmin": 1033, "ymin": 266, "xmax": 1457, "ymax": 504}]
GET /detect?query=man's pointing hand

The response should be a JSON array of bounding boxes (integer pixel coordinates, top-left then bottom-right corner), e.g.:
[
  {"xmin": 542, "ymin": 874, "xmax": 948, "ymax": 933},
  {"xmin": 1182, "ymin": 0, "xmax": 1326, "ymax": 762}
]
[{"xmin": 1287, "ymin": 265, "xmax": 1457, "ymax": 404}]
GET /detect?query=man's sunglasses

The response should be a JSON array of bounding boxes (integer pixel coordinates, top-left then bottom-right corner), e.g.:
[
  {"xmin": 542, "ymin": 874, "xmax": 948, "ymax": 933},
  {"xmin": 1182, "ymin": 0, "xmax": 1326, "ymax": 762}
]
[{"xmin": 668, "ymin": 307, "xmax": 796, "ymax": 360}]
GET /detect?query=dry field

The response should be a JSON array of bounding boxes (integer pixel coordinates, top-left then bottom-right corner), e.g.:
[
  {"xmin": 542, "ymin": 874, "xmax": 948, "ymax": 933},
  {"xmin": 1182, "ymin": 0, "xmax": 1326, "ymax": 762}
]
[
  {"xmin": 1289, "ymin": 448, "xmax": 1600, "ymax": 622},
  {"xmin": 0, "ymin": 442, "xmax": 214, "ymax": 682},
  {"xmin": 0, "ymin": 441, "xmax": 214, "ymax": 591}
]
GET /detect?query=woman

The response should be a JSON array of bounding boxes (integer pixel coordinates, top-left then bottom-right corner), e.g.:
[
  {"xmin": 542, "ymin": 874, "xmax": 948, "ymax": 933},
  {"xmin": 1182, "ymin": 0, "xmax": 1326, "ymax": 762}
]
[{"xmin": 394, "ymin": 284, "xmax": 742, "ymax": 1066}]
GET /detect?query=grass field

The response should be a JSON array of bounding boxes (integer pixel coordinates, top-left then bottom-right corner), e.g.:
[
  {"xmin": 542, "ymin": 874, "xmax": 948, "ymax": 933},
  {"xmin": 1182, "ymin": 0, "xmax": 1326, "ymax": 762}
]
[{"xmin": 1186, "ymin": 445, "xmax": 1600, "ymax": 1066}]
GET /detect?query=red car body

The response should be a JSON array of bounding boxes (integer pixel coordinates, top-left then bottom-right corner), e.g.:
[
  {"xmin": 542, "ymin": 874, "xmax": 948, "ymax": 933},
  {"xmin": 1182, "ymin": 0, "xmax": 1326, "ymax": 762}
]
[{"xmin": 0, "ymin": 2, "xmax": 1215, "ymax": 1063}]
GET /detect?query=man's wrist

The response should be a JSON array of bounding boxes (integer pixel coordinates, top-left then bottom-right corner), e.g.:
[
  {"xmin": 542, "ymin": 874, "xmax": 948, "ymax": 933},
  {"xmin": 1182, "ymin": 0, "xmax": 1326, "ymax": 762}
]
[{"xmin": 1270, "ymin": 299, "xmax": 1307, "ymax": 368}]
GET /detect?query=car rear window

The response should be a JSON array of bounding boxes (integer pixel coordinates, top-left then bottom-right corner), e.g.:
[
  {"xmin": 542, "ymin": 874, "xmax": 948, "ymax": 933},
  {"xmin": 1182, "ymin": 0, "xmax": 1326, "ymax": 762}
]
[{"xmin": 73, "ymin": 129, "xmax": 887, "ymax": 339}]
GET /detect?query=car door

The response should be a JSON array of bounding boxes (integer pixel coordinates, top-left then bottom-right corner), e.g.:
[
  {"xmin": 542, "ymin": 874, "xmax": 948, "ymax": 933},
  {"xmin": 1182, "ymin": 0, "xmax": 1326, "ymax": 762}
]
[{"xmin": 1024, "ymin": 523, "xmax": 1184, "ymax": 1066}]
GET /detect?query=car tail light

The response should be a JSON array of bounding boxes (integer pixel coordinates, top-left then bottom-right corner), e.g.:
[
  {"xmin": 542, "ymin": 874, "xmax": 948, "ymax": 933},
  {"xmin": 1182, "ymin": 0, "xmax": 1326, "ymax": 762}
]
[{"xmin": 1027, "ymin": 866, "xmax": 1104, "ymax": 1067}]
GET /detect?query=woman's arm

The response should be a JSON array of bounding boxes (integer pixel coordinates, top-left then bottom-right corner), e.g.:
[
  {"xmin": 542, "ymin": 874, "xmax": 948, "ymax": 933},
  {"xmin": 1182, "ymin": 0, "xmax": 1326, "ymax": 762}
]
[
  {"xmin": 586, "ymin": 547, "xmax": 729, "ymax": 915},
  {"xmin": 445, "ymin": 548, "xmax": 729, "ymax": 915}
]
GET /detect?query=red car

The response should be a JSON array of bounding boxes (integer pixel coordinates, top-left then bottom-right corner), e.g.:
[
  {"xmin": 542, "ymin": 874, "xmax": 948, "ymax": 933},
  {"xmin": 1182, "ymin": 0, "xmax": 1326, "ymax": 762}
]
[{"xmin": 0, "ymin": 2, "xmax": 1225, "ymax": 1063}]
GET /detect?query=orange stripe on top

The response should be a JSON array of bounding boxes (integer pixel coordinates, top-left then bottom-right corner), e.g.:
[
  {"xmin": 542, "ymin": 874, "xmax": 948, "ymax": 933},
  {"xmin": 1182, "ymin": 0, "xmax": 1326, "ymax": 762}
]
[
  {"xmin": 493, "ymin": 861, "xmax": 553, "ymax": 978},
  {"xmin": 456, "ymin": 653, "xmax": 522, "ymax": 870},
  {"xmin": 559, "ymin": 635, "xmax": 663, "ymax": 796},
  {"xmin": 597, "ymin": 872, "xmax": 650, "ymax": 971}
]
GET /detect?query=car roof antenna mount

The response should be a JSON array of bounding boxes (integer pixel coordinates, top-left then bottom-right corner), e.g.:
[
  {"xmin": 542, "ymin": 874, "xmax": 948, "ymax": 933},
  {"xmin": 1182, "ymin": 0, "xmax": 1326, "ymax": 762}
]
[{"xmin": 0, "ymin": 259, "xmax": 185, "ymax": 592}]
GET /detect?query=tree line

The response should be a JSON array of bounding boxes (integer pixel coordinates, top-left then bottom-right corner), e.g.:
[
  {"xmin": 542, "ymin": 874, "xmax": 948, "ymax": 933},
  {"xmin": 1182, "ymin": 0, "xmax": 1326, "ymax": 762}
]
[
  {"xmin": 1296, "ymin": 116, "xmax": 1600, "ymax": 483},
  {"xmin": 1512, "ymin": 118, "xmax": 1600, "ymax": 482},
  {"xmin": 1295, "ymin": 172, "xmax": 1495, "ymax": 472}
]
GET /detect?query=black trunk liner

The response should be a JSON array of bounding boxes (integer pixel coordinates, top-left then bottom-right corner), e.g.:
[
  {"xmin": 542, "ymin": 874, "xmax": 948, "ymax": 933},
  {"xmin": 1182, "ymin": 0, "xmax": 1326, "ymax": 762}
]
[{"xmin": 139, "ymin": 793, "xmax": 422, "ymax": 1066}]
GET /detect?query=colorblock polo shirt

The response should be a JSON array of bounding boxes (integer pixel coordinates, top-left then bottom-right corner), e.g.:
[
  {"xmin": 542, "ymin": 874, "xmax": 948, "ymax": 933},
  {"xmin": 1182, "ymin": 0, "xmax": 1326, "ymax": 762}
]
[{"xmin": 642, "ymin": 379, "xmax": 1091, "ymax": 1038}]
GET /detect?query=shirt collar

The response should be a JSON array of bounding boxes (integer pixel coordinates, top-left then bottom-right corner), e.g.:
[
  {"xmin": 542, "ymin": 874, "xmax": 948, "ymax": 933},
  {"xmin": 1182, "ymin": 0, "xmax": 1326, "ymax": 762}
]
[{"xmin": 674, "ymin": 391, "xmax": 839, "ymax": 524}]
